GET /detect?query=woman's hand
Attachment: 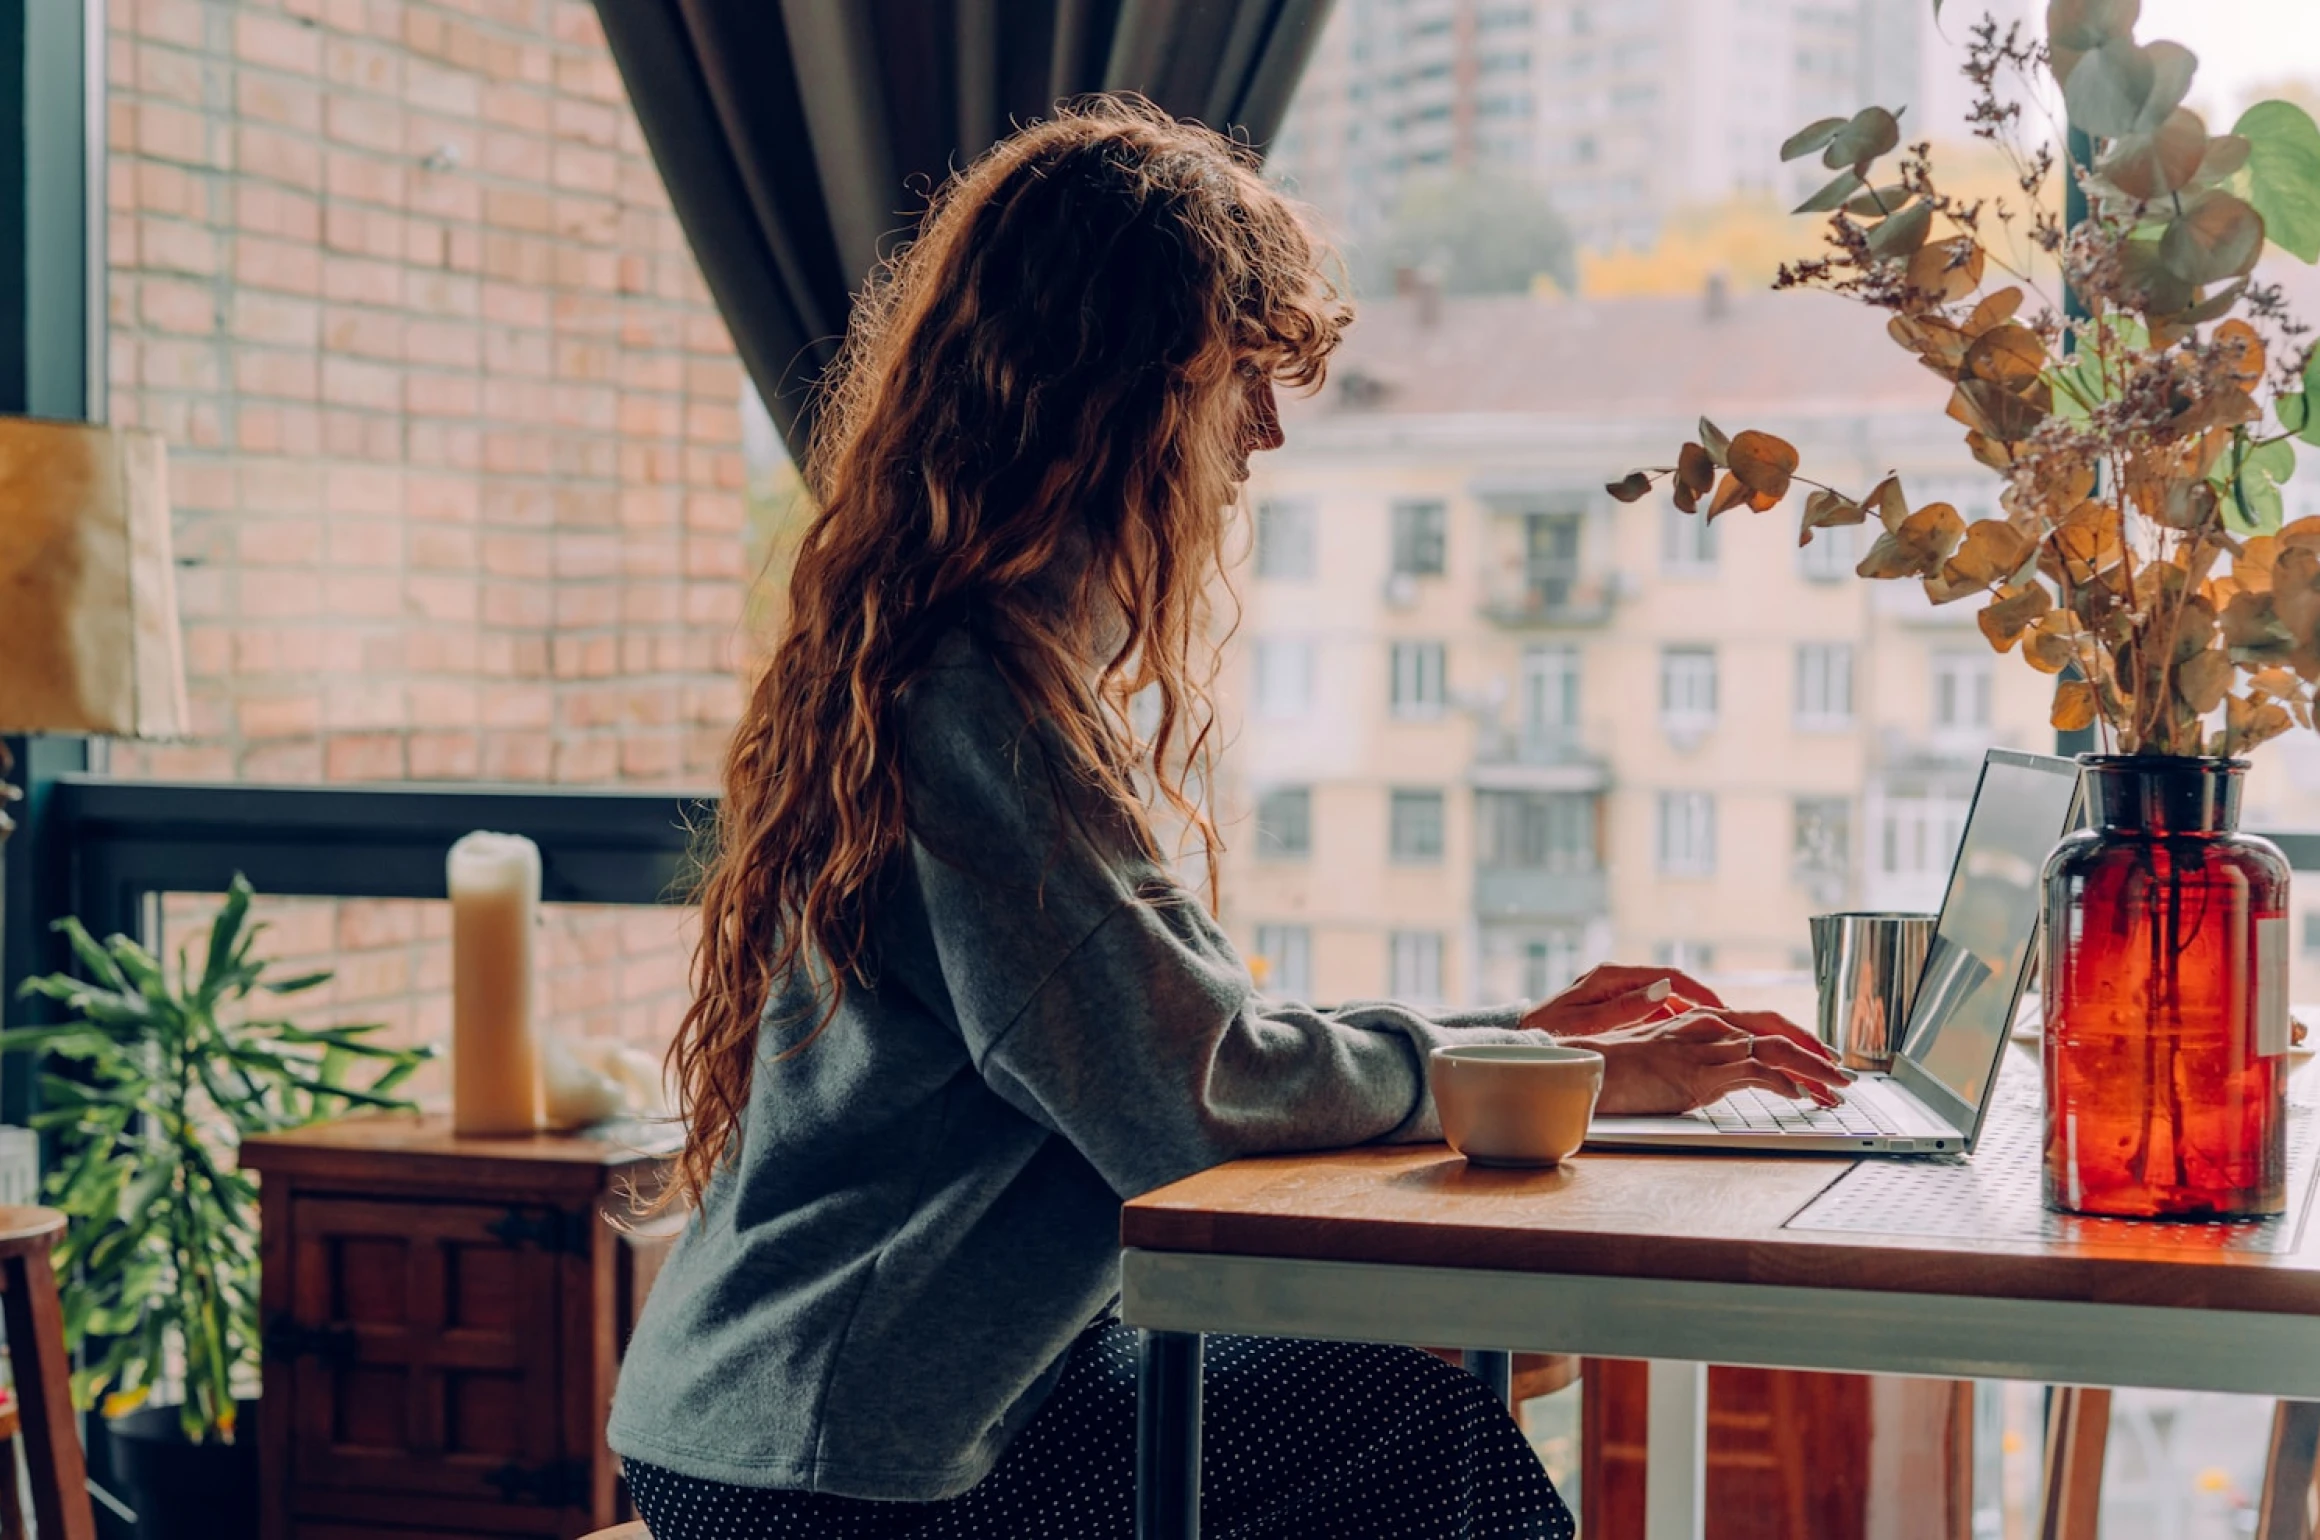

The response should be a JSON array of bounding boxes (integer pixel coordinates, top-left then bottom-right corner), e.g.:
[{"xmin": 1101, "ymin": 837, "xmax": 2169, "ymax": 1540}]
[{"xmin": 1516, "ymin": 965, "xmax": 1850, "ymax": 1115}]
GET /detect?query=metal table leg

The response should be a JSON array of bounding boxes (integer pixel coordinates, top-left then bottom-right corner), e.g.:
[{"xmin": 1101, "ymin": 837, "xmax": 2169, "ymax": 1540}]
[
  {"xmin": 1645, "ymin": 1359, "xmax": 1707, "ymax": 1540},
  {"xmin": 1136, "ymin": 1329, "xmax": 1203, "ymax": 1540},
  {"xmin": 1462, "ymin": 1349, "xmax": 1514, "ymax": 1407}
]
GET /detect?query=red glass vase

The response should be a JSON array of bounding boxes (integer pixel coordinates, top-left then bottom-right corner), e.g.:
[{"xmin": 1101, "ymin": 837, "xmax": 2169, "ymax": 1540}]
[{"xmin": 2042, "ymin": 756, "xmax": 2289, "ymax": 1217}]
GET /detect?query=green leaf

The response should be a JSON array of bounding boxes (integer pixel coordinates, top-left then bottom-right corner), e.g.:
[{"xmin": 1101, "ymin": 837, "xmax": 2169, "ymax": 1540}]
[
  {"xmin": 1866, "ymin": 200, "xmax": 1936, "ymax": 259},
  {"xmin": 1781, "ymin": 116, "xmax": 1848, "ymax": 162},
  {"xmin": 1794, "ymin": 169, "xmax": 1866, "ymax": 214},
  {"xmin": 2234, "ymin": 99, "xmax": 2320, "ymax": 262},
  {"xmin": 263, "ymin": 970, "xmax": 335, "ymax": 995},
  {"xmin": 2064, "ymin": 38, "xmax": 2159, "ymax": 138},
  {"xmin": 1823, "ymin": 106, "xmax": 1902, "ymax": 173},
  {"xmin": 2159, "ymin": 190, "xmax": 2264, "ymax": 284}
]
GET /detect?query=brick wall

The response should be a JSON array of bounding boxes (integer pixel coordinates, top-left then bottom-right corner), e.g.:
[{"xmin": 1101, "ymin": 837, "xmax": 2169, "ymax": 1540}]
[{"xmin": 103, "ymin": 0, "xmax": 751, "ymax": 1064}]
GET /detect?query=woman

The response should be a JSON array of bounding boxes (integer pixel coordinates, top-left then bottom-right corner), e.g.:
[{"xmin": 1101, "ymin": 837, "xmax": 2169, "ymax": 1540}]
[{"xmin": 610, "ymin": 96, "xmax": 1847, "ymax": 1538}]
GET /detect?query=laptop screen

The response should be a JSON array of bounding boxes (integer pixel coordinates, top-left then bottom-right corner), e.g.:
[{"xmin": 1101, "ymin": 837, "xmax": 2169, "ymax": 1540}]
[{"xmin": 1893, "ymin": 750, "xmax": 2083, "ymax": 1135}]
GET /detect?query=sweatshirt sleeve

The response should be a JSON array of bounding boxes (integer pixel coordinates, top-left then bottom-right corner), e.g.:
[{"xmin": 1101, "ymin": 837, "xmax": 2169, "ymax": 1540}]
[{"xmin": 970, "ymin": 881, "xmax": 1536, "ymax": 1199}]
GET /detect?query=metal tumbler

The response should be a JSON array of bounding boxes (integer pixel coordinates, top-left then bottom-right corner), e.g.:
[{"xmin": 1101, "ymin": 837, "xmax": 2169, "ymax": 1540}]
[{"xmin": 1808, "ymin": 912, "xmax": 1937, "ymax": 1072}]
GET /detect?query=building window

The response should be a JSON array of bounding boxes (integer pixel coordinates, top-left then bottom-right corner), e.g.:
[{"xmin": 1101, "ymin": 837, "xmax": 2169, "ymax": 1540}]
[
  {"xmin": 1256, "ymin": 499, "xmax": 1317, "ymax": 580},
  {"xmin": 1657, "ymin": 791, "xmax": 1716, "ymax": 875},
  {"xmin": 1389, "ymin": 640, "xmax": 1447, "ymax": 718},
  {"xmin": 1523, "ymin": 511, "xmax": 1583, "ymax": 610},
  {"xmin": 1391, "ymin": 500, "xmax": 1448, "ymax": 576},
  {"xmin": 1653, "ymin": 939, "xmax": 1717, "ymax": 971},
  {"xmin": 1390, "ymin": 929, "xmax": 1445, "ymax": 1003},
  {"xmin": 1522, "ymin": 931, "xmax": 1585, "ymax": 1000},
  {"xmin": 1795, "ymin": 643, "xmax": 1855, "ymax": 731},
  {"xmin": 1254, "ymin": 924, "xmax": 1312, "ymax": 998},
  {"xmin": 1662, "ymin": 504, "xmax": 1718, "ymax": 574},
  {"xmin": 1389, "ymin": 788, "xmax": 1446, "ymax": 863},
  {"xmin": 1479, "ymin": 791, "xmax": 1596, "ymax": 872},
  {"xmin": 1794, "ymin": 796, "xmax": 1851, "ymax": 882},
  {"xmin": 1256, "ymin": 786, "xmax": 1312, "ymax": 860},
  {"xmin": 1875, "ymin": 793, "xmax": 1970, "ymax": 898},
  {"xmin": 1520, "ymin": 644, "xmax": 1581, "ymax": 746},
  {"xmin": 2304, "ymin": 912, "xmax": 2320, "ymax": 958},
  {"xmin": 1660, "ymin": 647, "xmax": 1718, "ymax": 735},
  {"xmin": 1798, "ymin": 523, "xmax": 1858, "ymax": 583},
  {"xmin": 1932, "ymin": 650, "xmax": 1994, "ymax": 733},
  {"xmin": 1253, "ymin": 638, "xmax": 1315, "ymax": 719}
]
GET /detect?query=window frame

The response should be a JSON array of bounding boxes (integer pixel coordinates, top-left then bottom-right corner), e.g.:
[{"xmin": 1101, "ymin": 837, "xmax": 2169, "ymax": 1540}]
[
  {"xmin": 1388, "ymin": 787, "xmax": 1447, "ymax": 865},
  {"xmin": 1255, "ymin": 785, "xmax": 1313, "ymax": 861},
  {"xmin": 1389, "ymin": 639, "xmax": 1448, "ymax": 719},
  {"xmin": 1390, "ymin": 499, "xmax": 1449, "ymax": 577}
]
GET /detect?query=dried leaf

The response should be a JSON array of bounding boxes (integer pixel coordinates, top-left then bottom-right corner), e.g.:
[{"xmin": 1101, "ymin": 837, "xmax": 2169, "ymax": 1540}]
[
  {"xmin": 2177, "ymin": 647, "xmax": 2234, "ymax": 714},
  {"xmin": 2051, "ymin": 678, "xmax": 2100, "ymax": 731},
  {"xmin": 1726, "ymin": 430, "xmax": 1799, "ymax": 506},
  {"xmin": 1865, "ymin": 200, "xmax": 1935, "ymax": 260},
  {"xmin": 2161, "ymin": 190, "xmax": 2266, "ymax": 285},
  {"xmin": 1799, "ymin": 488, "xmax": 1866, "ymax": 546},
  {"xmin": 1781, "ymin": 116, "xmax": 1850, "ymax": 162},
  {"xmin": 2251, "ymin": 666, "xmax": 2304, "ymax": 700},
  {"xmin": 2121, "ymin": 234, "xmax": 2198, "ymax": 317},
  {"xmin": 1676, "ymin": 442, "xmax": 1716, "ymax": 507},
  {"xmin": 2025, "ymin": 610, "xmax": 2090, "ymax": 675},
  {"xmin": 2221, "ymin": 590, "xmax": 2291, "ymax": 656},
  {"xmin": 1607, "ymin": 471, "xmax": 1653, "ymax": 503},
  {"xmin": 2145, "ymin": 476, "xmax": 2219, "ymax": 532},
  {"xmin": 2272, "ymin": 546, "xmax": 2320, "ymax": 644},
  {"xmin": 1822, "ymin": 106, "xmax": 1901, "ymax": 173},
  {"xmin": 1795, "ymin": 169, "xmax": 1868, "ymax": 215},
  {"xmin": 2281, "ymin": 515, "xmax": 2320, "ymax": 550},
  {"xmin": 1698, "ymin": 418, "xmax": 1731, "ymax": 468},
  {"xmin": 1857, "ymin": 501, "xmax": 1965, "ymax": 580},
  {"xmin": 2101, "ymin": 107, "xmax": 2211, "ymax": 199},
  {"xmin": 1905, "ymin": 238, "xmax": 1986, "ymax": 305},
  {"xmin": 2164, "ymin": 278, "xmax": 2251, "ymax": 327},
  {"xmin": 2193, "ymin": 133, "xmax": 2252, "ymax": 187},
  {"xmin": 1964, "ymin": 323, "xmax": 2046, "ymax": 386},
  {"xmin": 2216, "ymin": 318, "xmax": 2267, "ymax": 386},
  {"xmin": 1964, "ymin": 287, "xmax": 2025, "ymax": 337},
  {"xmin": 1979, "ymin": 582, "xmax": 2053, "ymax": 651},
  {"xmin": 1888, "ymin": 314, "xmax": 1970, "ymax": 377},
  {"xmin": 1944, "ymin": 519, "xmax": 2037, "ymax": 589},
  {"xmin": 2222, "ymin": 693, "xmax": 2296, "ymax": 753},
  {"xmin": 2047, "ymin": 0, "xmax": 2141, "ymax": 55},
  {"xmin": 1707, "ymin": 471, "xmax": 1752, "ymax": 520},
  {"xmin": 1949, "ymin": 378, "xmax": 2050, "ymax": 442},
  {"xmin": 1865, "ymin": 474, "xmax": 1909, "ymax": 530}
]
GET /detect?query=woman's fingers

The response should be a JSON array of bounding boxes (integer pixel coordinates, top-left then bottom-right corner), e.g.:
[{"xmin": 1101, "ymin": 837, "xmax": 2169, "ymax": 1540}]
[
  {"xmin": 1721, "ymin": 1009, "xmax": 1842, "ymax": 1065},
  {"xmin": 1747, "ymin": 1032, "xmax": 1853, "ymax": 1090},
  {"xmin": 1525, "ymin": 979, "xmax": 1668, "ymax": 1036}
]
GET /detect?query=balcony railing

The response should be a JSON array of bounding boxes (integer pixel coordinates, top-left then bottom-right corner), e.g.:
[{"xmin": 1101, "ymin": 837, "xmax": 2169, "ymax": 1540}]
[
  {"xmin": 1479, "ymin": 574, "xmax": 1620, "ymax": 628},
  {"xmin": 1473, "ymin": 866, "xmax": 1609, "ymax": 922},
  {"xmin": 1470, "ymin": 725, "xmax": 1613, "ymax": 793}
]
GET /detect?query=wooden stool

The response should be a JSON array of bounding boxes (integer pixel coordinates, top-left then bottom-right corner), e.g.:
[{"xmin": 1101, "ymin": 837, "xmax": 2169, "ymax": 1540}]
[
  {"xmin": 0, "ymin": 1207, "xmax": 92, "ymax": 1540},
  {"xmin": 2041, "ymin": 1390, "xmax": 2320, "ymax": 1540}
]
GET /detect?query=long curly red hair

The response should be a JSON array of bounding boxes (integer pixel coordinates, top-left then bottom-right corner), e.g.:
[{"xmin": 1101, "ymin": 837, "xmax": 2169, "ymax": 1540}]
[{"xmin": 663, "ymin": 95, "xmax": 1349, "ymax": 1211}]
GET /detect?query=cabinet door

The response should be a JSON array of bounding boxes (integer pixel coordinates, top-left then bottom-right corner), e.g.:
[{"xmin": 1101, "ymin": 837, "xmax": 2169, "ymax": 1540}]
[{"xmin": 282, "ymin": 1197, "xmax": 563, "ymax": 1505}]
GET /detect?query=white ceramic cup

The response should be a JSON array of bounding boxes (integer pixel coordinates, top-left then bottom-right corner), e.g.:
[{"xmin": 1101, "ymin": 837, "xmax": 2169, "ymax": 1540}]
[{"xmin": 1429, "ymin": 1043, "xmax": 1606, "ymax": 1167}]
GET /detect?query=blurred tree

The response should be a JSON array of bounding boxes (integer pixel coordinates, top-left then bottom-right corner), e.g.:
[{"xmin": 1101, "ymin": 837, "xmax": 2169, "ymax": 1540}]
[{"xmin": 1356, "ymin": 170, "xmax": 1578, "ymax": 296}]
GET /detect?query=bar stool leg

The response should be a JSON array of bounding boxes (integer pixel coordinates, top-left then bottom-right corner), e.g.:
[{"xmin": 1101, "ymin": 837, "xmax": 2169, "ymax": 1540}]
[
  {"xmin": 1644, "ymin": 1359, "xmax": 1707, "ymax": 1540},
  {"xmin": 2039, "ymin": 1386, "xmax": 2110, "ymax": 1540},
  {"xmin": 0, "ymin": 1239, "xmax": 91, "ymax": 1540},
  {"xmin": 2256, "ymin": 1400, "xmax": 2320, "ymax": 1540},
  {"xmin": 1462, "ymin": 1350, "xmax": 1514, "ymax": 1408},
  {"xmin": 1136, "ymin": 1330, "xmax": 1202, "ymax": 1540}
]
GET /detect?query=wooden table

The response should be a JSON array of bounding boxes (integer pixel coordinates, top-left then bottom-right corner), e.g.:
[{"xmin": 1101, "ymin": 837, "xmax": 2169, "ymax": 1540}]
[{"xmin": 1119, "ymin": 1074, "xmax": 2320, "ymax": 1540}]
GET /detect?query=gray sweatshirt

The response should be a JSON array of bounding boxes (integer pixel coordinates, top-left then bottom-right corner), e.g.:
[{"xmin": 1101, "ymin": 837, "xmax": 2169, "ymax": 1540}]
[{"xmin": 606, "ymin": 628, "xmax": 1534, "ymax": 1500}]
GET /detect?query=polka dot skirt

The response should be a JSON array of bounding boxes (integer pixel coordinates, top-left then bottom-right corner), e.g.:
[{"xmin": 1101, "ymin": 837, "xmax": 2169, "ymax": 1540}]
[{"xmin": 624, "ymin": 1319, "xmax": 1573, "ymax": 1538}]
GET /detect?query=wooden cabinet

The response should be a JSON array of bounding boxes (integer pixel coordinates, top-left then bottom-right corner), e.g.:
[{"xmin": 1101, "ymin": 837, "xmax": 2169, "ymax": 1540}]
[{"xmin": 243, "ymin": 1116, "xmax": 679, "ymax": 1540}]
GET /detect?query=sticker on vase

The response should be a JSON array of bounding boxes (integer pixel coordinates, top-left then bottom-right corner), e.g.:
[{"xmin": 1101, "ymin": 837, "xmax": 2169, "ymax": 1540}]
[{"xmin": 2260, "ymin": 916, "xmax": 2290, "ymax": 1057}]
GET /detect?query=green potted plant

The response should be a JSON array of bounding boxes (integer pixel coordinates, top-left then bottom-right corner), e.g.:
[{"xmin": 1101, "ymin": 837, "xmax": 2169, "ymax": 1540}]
[
  {"xmin": 7, "ymin": 875, "xmax": 431, "ymax": 1540},
  {"xmin": 1609, "ymin": 4, "xmax": 2320, "ymax": 1218}
]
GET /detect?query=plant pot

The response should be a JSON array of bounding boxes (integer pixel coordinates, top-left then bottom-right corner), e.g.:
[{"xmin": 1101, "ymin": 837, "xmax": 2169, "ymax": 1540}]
[
  {"xmin": 2042, "ymin": 756, "xmax": 2289, "ymax": 1217},
  {"xmin": 106, "ymin": 1400, "xmax": 259, "ymax": 1540}
]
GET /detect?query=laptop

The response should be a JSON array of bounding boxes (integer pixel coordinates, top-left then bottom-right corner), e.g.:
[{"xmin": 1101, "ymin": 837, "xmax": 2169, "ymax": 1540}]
[{"xmin": 1586, "ymin": 748, "xmax": 2082, "ymax": 1156}]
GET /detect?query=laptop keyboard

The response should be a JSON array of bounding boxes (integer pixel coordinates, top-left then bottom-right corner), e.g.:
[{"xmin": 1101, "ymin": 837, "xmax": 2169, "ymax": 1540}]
[{"xmin": 1698, "ymin": 1086, "xmax": 1901, "ymax": 1138}]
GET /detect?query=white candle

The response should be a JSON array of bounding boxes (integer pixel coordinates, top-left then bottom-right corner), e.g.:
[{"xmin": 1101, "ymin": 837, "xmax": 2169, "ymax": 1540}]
[{"xmin": 447, "ymin": 831, "xmax": 543, "ymax": 1136}]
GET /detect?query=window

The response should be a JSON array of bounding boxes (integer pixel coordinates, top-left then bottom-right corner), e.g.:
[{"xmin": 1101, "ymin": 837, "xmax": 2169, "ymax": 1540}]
[
  {"xmin": 1662, "ymin": 503, "xmax": 1719, "ymax": 573},
  {"xmin": 1522, "ymin": 511, "xmax": 1583, "ymax": 610},
  {"xmin": 1256, "ymin": 786, "xmax": 1312, "ymax": 860},
  {"xmin": 1521, "ymin": 931, "xmax": 1585, "ymax": 1000},
  {"xmin": 1797, "ymin": 523, "xmax": 1858, "ymax": 582},
  {"xmin": 1391, "ymin": 500, "xmax": 1448, "ymax": 576},
  {"xmin": 1389, "ymin": 788, "xmax": 1446, "ymax": 863},
  {"xmin": 1868, "ymin": 792, "xmax": 1970, "ymax": 911},
  {"xmin": 1653, "ymin": 940, "xmax": 1717, "ymax": 971},
  {"xmin": 1253, "ymin": 638, "xmax": 1316, "ymax": 719},
  {"xmin": 1932, "ymin": 650, "xmax": 1994, "ymax": 733},
  {"xmin": 1256, "ymin": 499, "xmax": 1317, "ymax": 580},
  {"xmin": 2304, "ymin": 912, "xmax": 2320, "ymax": 959},
  {"xmin": 1794, "ymin": 796, "xmax": 1850, "ymax": 881},
  {"xmin": 1389, "ymin": 641, "xmax": 1447, "ymax": 717},
  {"xmin": 1479, "ymin": 791, "xmax": 1596, "ymax": 871},
  {"xmin": 1795, "ymin": 643, "xmax": 1855, "ymax": 731},
  {"xmin": 1660, "ymin": 647, "xmax": 1718, "ymax": 735},
  {"xmin": 1389, "ymin": 930, "xmax": 1445, "ymax": 1002},
  {"xmin": 1657, "ymin": 791, "xmax": 1716, "ymax": 875},
  {"xmin": 1254, "ymin": 924, "xmax": 1313, "ymax": 998},
  {"xmin": 1520, "ymin": 644, "xmax": 1581, "ymax": 744}
]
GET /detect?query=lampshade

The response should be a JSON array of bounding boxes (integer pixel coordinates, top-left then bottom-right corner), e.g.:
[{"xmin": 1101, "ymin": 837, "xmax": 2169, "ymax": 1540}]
[{"xmin": 0, "ymin": 418, "xmax": 187, "ymax": 739}]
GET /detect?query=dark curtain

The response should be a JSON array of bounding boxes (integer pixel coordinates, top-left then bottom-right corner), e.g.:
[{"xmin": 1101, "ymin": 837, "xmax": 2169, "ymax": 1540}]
[{"xmin": 594, "ymin": 0, "xmax": 1336, "ymax": 465}]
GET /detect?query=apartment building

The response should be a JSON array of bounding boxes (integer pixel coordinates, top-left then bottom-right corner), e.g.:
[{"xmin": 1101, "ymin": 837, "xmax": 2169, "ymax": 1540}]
[
  {"xmin": 1222, "ymin": 284, "xmax": 2067, "ymax": 1009},
  {"xmin": 1267, "ymin": 0, "xmax": 2031, "ymax": 254}
]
